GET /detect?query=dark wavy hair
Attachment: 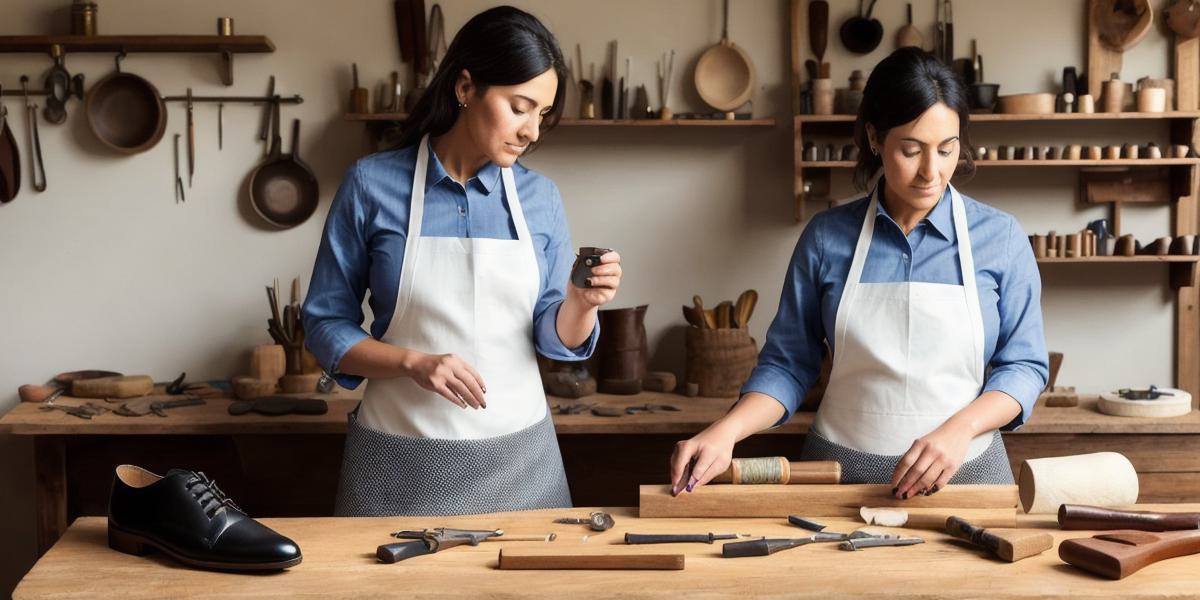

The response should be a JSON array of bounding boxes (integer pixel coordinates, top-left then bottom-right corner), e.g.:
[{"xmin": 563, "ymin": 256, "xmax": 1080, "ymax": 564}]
[
  {"xmin": 853, "ymin": 47, "xmax": 975, "ymax": 190},
  {"xmin": 397, "ymin": 6, "xmax": 567, "ymax": 152}
]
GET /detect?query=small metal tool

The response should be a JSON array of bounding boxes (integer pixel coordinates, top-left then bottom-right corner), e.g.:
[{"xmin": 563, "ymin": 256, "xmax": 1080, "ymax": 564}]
[
  {"xmin": 173, "ymin": 134, "xmax": 184, "ymax": 203},
  {"xmin": 839, "ymin": 536, "xmax": 925, "ymax": 551},
  {"xmin": 217, "ymin": 102, "xmax": 224, "ymax": 150},
  {"xmin": 625, "ymin": 532, "xmax": 754, "ymax": 544},
  {"xmin": 722, "ymin": 533, "xmax": 848, "ymax": 558},
  {"xmin": 554, "ymin": 511, "xmax": 615, "ymax": 531},
  {"xmin": 788, "ymin": 516, "xmax": 827, "ymax": 532},
  {"xmin": 1115, "ymin": 385, "xmax": 1175, "ymax": 401},
  {"xmin": 39, "ymin": 402, "xmax": 108, "ymax": 420}
]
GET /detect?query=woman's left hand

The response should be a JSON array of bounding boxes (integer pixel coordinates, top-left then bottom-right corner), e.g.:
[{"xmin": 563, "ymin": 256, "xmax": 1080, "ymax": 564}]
[
  {"xmin": 891, "ymin": 422, "xmax": 974, "ymax": 499},
  {"xmin": 570, "ymin": 250, "xmax": 622, "ymax": 307}
]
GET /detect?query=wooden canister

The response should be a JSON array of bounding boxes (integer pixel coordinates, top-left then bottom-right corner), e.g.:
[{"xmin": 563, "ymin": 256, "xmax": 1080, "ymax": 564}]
[
  {"xmin": 1076, "ymin": 94, "xmax": 1095, "ymax": 113},
  {"xmin": 1105, "ymin": 145, "xmax": 1122, "ymax": 160},
  {"xmin": 1136, "ymin": 87, "xmax": 1167, "ymax": 113},
  {"xmin": 812, "ymin": 79, "xmax": 834, "ymax": 115},
  {"xmin": 250, "ymin": 344, "xmax": 287, "ymax": 382},
  {"xmin": 1101, "ymin": 76, "xmax": 1125, "ymax": 113},
  {"xmin": 1030, "ymin": 235, "xmax": 1047, "ymax": 258},
  {"xmin": 685, "ymin": 327, "xmax": 758, "ymax": 397}
]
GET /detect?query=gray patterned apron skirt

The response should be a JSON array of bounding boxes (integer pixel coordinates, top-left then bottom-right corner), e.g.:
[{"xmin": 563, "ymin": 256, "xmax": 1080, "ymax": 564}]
[
  {"xmin": 334, "ymin": 409, "xmax": 573, "ymax": 517},
  {"xmin": 800, "ymin": 428, "xmax": 1014, "ymax": 485}
]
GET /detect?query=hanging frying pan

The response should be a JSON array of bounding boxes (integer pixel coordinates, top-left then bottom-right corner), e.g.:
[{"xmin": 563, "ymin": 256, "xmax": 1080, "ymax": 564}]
[
  {"xmin": 1166, "ymin": 0, "xmax": 1200, "ymax": 39},
  {"xmin": 1094, "ymin": 0, "xmax": 1153, "ymax": 51},
  {"xmin": 248, "ymin": 102, "xmax": 318, "ymax": 229},
  {"xmin": 85, "ymin": 53, "xmax": 167, "ymax": 155},
  {"xmin": 0, "ymin": 85, "xmax": 21, "ymax": 203},
  {"xmin": 840, "ymin": 0, "xmax": 883, "ymax": 54},
  {"xmin": 694, "ymin": 0, "xmax": 757, "ymax": 115}
]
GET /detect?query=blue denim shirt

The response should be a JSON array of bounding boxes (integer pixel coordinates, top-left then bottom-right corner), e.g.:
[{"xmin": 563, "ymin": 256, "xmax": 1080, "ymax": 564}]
[
  {"xmin": 302, "ymin": 141, "xmax": 598, "ymax": 389},
  {"xmin": 743, "ymin": 185, "xmax": 1049, "ymax": 430}
]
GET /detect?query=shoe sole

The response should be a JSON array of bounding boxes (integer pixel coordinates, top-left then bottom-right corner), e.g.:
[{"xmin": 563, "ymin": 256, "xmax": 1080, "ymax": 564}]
[{"xmin": 109, "ymin": 523, "xmax": 303, "ymax": 571}]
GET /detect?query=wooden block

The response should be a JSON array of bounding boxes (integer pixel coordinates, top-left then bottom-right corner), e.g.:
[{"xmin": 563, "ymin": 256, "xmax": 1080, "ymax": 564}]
[
  {"xmin": 638, "ymin": 484, "xmax": 1019, "ymax": 518},
  {"xmin": 498, "ymin": 548, "xmax": 685, "ymax": 570},
  {"xmin": 642, "ymin": 372, "xmax": 676, "ymax": 393},
  {"xmin": 945, "ymin": 516, "xmax": 1053, "ymax": 562},
  {"xmin": 1043, "ymin": 386, "xmax": 1079, "ymax": 407},
  {"xmin": 250, "ymin": 344, "xmax": 287, "ymax": 382},
  {"xmin": 70, "ymin": 376, "xmax": 154, "ymax": 399}
]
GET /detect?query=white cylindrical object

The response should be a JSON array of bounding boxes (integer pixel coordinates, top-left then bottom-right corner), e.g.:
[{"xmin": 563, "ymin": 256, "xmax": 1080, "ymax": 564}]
[
  {"xmin": 1018, "ymin": 452, "xmax": 1138, "ymax": 514},
  {"xmin": 1098, "ymin": 388, "xmax": 1192, "ymax": 418}
]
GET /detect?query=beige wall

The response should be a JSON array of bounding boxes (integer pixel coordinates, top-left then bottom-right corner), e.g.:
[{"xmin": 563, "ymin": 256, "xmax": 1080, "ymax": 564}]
[{"xmin": 0, "ymin": 0, "xmax": 1182, "ymax": 592}]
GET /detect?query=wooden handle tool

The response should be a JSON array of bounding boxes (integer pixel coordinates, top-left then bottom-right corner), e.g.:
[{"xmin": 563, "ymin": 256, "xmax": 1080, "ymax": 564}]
[
  {"xmin": 945, "ymin": 516, "xmax": 1053, "ymax": 562},
  {"xmin": 710, "ymin": 457, "xmax": 841, "ymax": 485},
  {"xmin": 498, "ymin": 548, "xmax": 684, "ymax": 570},
  {"xmin": 1059, "ymin": 504, "xmax": 1200, "ymax": 531},
  {"xmin": 1059, "ymin": 529, "xmax": 1200, "ymax": 580}
]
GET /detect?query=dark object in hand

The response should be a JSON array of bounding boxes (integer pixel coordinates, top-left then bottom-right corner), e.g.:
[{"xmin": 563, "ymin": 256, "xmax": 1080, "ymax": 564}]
[{"xmin": 571, "ymin": 247, "xmax": 611, "ymax": 289}]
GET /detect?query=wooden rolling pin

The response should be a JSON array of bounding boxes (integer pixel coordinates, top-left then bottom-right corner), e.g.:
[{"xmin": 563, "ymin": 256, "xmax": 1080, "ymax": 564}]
[
  {"xmin": 1059, "ymin": 529, "xmax": 1200, "ymax": 580},
  {"xmin": 1059, "ymin": 504, "xmax": 1200, "ymax": 531},
  {"xmin": 945, "ymin": 516, "xmax": 1053, "ymax": 562},
  {"xmin": 498, "ymin": 548, "xmax": 684, "ymax": 570},
  {"xmin": 711, "ymin": 458, "xmax": 841, "ymax": 485}
]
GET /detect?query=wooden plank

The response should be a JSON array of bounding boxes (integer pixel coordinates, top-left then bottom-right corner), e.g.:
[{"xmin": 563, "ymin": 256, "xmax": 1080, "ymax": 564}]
[
  {"xmin": 18, "ymin": 508, "xmax": 1200, "ymax": 599},
  {"xmin": 33, "ymin": 437, "xmax": 67, "ymax": 557},
  {"xmin": 498, "ymin": 548, "xmax": 685, "ymax": 570},
  {"xmin": 1175, "ymin": 37, "xmax": 1199, "ymax": 111},
  {"xmin": 638, "ymin": 484, "xmax": 1017, "ymax": 518},
  {"xmin": 0, "ymin": 35, "xmax": 274, "ymax": 53}
]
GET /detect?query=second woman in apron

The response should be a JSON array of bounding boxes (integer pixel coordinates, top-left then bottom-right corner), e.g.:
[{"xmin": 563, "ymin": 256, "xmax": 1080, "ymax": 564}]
[
  {"xmin": 303, "ymin": 7, "xmax": 622, "ymax": 516},
  {"xmin": 669, "ymin": 47, "xmax": 1047, "ymax": 500}
]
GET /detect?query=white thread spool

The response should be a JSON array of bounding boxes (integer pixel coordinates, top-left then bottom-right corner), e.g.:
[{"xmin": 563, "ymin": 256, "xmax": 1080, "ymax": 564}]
[{"xmin": 1018, "ymin": 452, "xmax": 1138, "ymax": 514}]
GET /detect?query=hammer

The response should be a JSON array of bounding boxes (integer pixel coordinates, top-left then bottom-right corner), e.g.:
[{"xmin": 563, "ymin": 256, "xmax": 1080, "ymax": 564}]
[{"xmin": 945, "ymin": 516, "xmax": 1053, "ymax": 562}]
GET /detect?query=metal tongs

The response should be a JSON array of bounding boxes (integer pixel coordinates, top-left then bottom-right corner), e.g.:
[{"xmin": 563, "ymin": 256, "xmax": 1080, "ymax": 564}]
[
  {"xmin": 378, "ymin": 527, "xmax": 502, "ymax": 563},
  {"xmin": 1115, "ymin": 385, "xmax": 1175, "ymax": 401}
]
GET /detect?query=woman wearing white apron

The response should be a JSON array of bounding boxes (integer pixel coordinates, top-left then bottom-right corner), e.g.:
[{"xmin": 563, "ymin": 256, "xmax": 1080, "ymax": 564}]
[
  {"xmin": 303, "ymin": 7, "xmax": 622, "ymax": 516},
  {"xmin": 671, "ymin": 48, "xmax": 1047, "ymax": 500}
]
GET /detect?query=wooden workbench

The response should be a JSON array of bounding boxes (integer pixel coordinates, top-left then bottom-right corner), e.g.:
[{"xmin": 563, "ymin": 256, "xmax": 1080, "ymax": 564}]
[
  {"xmin": 3, "ymin": 393, "xmax": 1199, "ymax": 557},
  {"xmin": 14, "ymin": 505, "xmax": 1200, "ymax": 599}
]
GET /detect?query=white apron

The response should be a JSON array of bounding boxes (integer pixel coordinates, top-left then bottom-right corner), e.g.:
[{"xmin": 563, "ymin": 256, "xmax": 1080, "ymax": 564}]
[
  {"xmin": 334, "ymin": 136, "xmax": 572, "ymax": 515},
  {"xmin": 804, "ymin": 184, "xmax": 1012, "ymax": 484}
]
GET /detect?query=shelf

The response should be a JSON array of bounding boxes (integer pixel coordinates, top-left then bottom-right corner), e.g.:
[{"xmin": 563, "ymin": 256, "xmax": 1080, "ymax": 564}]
[
  {"xmin": 795, "ymin": 111, "xmax": 1200, "ymax": 125},
  {"xmin": 0, "ymin": 35, "xmax": 275, "ymax": 85},
  {"xmin": 1036, "ymin": 255, "xmax": 1200, "ymax": 289},
  {"xmin": 345, "ymin": 113, "xmax": 775, "ymax": 127}
]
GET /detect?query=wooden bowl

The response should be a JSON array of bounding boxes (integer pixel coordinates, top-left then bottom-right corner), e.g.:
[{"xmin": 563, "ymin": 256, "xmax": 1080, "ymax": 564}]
[
  {"xmin": 996, "ymin": 93, "xmax": 1056, "ymax": 115},
  {"xmin": 232, "ymin": 376, "xmax": 277, "ymax": 400}
]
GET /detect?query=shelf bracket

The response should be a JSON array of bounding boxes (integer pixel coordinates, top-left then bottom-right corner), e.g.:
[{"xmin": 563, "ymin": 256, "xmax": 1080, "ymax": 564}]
[{"xmin": 219, "ymin": 49, "xmax": 233, "ymax": 86}]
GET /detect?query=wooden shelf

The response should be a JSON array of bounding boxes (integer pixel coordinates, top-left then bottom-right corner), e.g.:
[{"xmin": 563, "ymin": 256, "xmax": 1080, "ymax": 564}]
[
  {"xmin": 1037, "ymin": 256, "xmax": 1200, "ymax": 263},
  {"xmin": 796, "ymin": 111, "xmax": 1200, "ymax": 125},
  {"xmin": 345, "ymin": 113, "xmax": 775, "ymax": 127},
  {"xmin": 0, "ymin": 35, "xmax": 275, "ymax": 85}
]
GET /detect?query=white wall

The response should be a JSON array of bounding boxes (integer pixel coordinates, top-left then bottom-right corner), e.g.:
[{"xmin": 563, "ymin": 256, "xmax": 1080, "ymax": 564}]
[{"xmin": 0, "ymin": 1, "xmax": 1182, "ymax": 592}]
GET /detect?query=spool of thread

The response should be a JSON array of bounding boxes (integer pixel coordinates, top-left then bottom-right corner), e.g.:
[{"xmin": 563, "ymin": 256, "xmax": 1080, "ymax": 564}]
[
  {"xmin": 1065, "ymin": 145, "xmax": 1081, "ymax": 160},
  {"xmin": 217, "ymin": 17, "xmax": 234, "ymax": 36},
  {"xmin": 1057, "ymin": 235, "xmax": 1066, "ymax": 256},
  {"xmin": 1123, "ymin": 143, "xmax": 1140, "ymax": 159},
  {"xmin": 1105, "ymin": 145, "xmax": 1122, "ymax": 160},
  {"xmin": 812, "ymin": 79, "xmax": 834, "ymax": 115},
  {"xmin": 1101, "ymin": 76, "xmax": 1125, "ymax": 113},
  {"xmin": 1030, "ymin": 235, "xmax": 1047, "ymax": 258},
  {"xmin": 1066, "ymin": 233, "xmax": 1080, "ymax": 258},
  {"xmin": 1023, "ymin": 146, "xmax": 1035, "ymax": 160},
  {"xmin": 1076, "ymin": 94, "xmax": 1095, "ymax": 113},
  {"xmin": 1018, "ymin": 452, "xmax": 1139, "ymax": 514}
]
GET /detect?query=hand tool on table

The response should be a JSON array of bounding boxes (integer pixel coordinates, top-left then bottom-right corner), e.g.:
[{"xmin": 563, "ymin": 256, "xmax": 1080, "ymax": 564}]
[
  {"xmin": 217, "ymin": 102, "xmax": 223, "ymax": 150},
  {"xmin": 712, "ymin": 457, "xmax": 841, "ymax": 485},
  {"xmin": 173, "ymin": 134, "xmax": 184, "ymax": 203},
  {"xmin": 185, "ymin": 88, "xmax": 195, "ymax": 187},
  {"xmin": 840, "ymin": 535, "xmax": 924, "ymax": 551},
  {"xmin": 379, "ymin": 527, "xmax": 500, "ymax": 563},
  {"xmin": 1059, "ymin": 528, "xmax": 1200, "ymax": 580},
  {"xmin": 392, "ymin": 528, "xmax": 555, "ymax": 544},
  {"xmin": 40, "ymin": 402, "xmax": 109, "ymax": 419},
  {"xmin": 722, "ymin": 532, "xmax": 848, "ymax": 557},
  {"xmin": 114, "ymin": 396, "xmax": 205, "ymax": 417},
  {"xmin": 625, "ymin": 532, "xmax": 753, "ymax": 545},
  {"xmin": 1059, "ymin": 504, "xmax": 1200, "ymax": 531},
  {"xmin": 259, "ymin": 75, "xmax": 275, "ymax": 150},
  {"xmin": 228, "ymin": 396, "xmax": 328, "ymax": 416},
  {"xmin": 945, "ymin": 516, "xmax": 1052, "ymax": 562},
  {"xmin": 554, "ymin": 511, "xmax": 615, "ymax": 531},
  {"xmin": 788, "ymin": 516, "xmax": 827, "ymax": 532},
  {"xmin": 20, "ymin": 76, "xmax": 46, "ymax": 192},
  {"xmin": 623, "ymin": 403, "xmax": 680, "ymax": 415},
  {"xmin": 499, "ymin": 548, "xmax": 685, "ymax": 570}
]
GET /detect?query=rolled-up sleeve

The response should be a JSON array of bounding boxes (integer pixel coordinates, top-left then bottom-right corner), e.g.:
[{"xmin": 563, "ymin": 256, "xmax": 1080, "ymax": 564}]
[
  {"xmin": 302, "ymin": 165, "xmax": 373, "ymax": 389},
  {"xmin": 983, "ymin": 216, "xmax": 1049, "ymax": 430},
  {"xmin": 741, "ymin": 217, "xmax": 829, "ymax": 426},
  {"xmin": 532, "ymin": 182, "xmax": 598, "ymax": 360}
]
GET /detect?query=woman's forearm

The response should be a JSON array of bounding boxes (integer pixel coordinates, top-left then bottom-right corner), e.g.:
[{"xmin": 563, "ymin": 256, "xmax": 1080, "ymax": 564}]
[
  {"xmin": 336, "ymin": 338, "xmax": 421, "ymax": 379},
  {"xmin": 943, "ymin": 390, "xmax": 1022, "ymax": 437},
  {"xmin": 714, "ymin": 392, "xmax": 789, "ymax": 441},
  {"xmin": 555, "ymin": 297, "xmax": 598, "ymax": 349}
]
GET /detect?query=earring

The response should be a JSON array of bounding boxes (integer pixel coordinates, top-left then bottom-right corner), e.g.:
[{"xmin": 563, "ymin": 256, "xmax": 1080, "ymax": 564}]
[
  {"xmin": 871, "ymin": 146, "xmax": 879, "ymax": 156},
  {"xmin": 458, "ymin": 101, "xmax": 468, "ymax": 109}
]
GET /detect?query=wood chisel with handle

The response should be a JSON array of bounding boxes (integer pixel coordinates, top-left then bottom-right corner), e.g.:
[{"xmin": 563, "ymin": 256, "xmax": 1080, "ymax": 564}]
[
  {"xmin": 625, "ymin": 533, "xmax": 751, "ymax": 544},
  {"xmin": 1059, "ymin": 504, "xmax": 1200, "ymax": 531},
  {"xmin": 945, "ymin": 516, "xmax": 1052, "ymax": 562},
  {"xmin": 722, "ymin": 533, "xmax": 846, "ymax": 557},
  {"xmin": 186, "ymin": 88, "xmax": 194, "ymax": 187}
]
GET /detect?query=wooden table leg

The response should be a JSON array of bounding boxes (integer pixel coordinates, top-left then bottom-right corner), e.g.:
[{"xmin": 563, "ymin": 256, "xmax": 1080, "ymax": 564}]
[{"xmin": 35, "ymin": 436, "xmax": 68, "ymax": 556}]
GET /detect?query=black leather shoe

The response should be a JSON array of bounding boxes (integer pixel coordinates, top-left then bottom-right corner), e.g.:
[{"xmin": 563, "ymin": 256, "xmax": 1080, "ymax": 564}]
[{"xmin": 108, "ymin": 464, "xmax": 302, "ymax": 570}]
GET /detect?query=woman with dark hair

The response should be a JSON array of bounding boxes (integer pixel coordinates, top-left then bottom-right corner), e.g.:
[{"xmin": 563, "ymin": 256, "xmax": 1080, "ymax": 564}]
[
  {"xmin": 670, "ymin": 48, "xmax": 1047, "ymax": 498},
  {"xmin": 303, "ymin": 6, "xmax": 622, "ymax": 516}
]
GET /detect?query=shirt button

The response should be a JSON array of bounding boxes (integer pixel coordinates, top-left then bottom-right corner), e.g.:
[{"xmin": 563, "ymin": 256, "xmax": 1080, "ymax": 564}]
[
  {"xmin": 458, "ymin": 206, "xmax": 467, "ymax": 217},
  {"xmin": 902, "ymin": 254, "xmax": 910, "ymax": 261}
]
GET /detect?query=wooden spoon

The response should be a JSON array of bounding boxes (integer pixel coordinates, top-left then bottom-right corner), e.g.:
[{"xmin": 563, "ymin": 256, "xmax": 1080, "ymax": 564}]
[{"xmin": 734, "ymin": 290, "xmax": 758, "ymax": 329}]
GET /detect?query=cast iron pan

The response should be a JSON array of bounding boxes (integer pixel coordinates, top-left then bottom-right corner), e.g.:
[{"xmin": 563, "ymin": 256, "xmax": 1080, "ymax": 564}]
[
  {"xmin": 248, "ymin": 103, "xmax": 319, "ymax": 229},
  {"xmin": 840, "ymin": 0, "xmax": 883, "ymax": 54},
  {"xmin": 0, "ymin": 95, "xmax": 20, "ymax": 203},
  {"xmin": 85, "ymin": 55, "xmax": 167, "ymax": 155}
]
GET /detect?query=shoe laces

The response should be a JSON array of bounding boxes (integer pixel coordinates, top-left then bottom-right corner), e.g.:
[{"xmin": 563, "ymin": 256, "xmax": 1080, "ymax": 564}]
[{"xmin": 185, "ymin": 471, "xmax": 242, "ymax": 518}]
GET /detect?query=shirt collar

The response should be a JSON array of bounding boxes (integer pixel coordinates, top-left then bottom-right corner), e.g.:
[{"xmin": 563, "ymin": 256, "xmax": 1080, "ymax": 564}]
[
  {"xmin": 873, "ymin": 181, "xmax": 954, "ymax": 241},
  {"xmin": 424, "ymin": 139, "xmax": 503, "ymax": 194}
]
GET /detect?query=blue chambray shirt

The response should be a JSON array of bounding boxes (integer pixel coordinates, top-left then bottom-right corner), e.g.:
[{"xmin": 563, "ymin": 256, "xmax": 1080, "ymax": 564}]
[
  {"xmin": 302, "ymin": 140, "xmax": 599, "ymax": 390},
  {"xmin": 743, "ymin": 183, "xmax": 1049, "ymax": 431}
]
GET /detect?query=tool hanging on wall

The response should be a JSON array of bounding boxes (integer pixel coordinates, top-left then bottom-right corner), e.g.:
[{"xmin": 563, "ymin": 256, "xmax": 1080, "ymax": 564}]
[
  {"xmin": 0, "ymin": 83, "xmax": 20, "ymax": 203},
  {"xmin": 19, "ymin": 76, "xmax": 46, "ymax": 192},
  {"xmin": 186, "ymin": 88, "xmax": 195, "ymax": 187},
  {"xmin": 259, "ymin": 75, "xmax": 275, "ymax": 153},
  {"xmin": 217, "ymin": 103, "xmax": 223, "ymax": 150},
  {"xmin": 173, "ymin": 133, "xmax": 184, "ymax": 203},
  {"xmin": 42, "ymin": 45, "xmax": 85, "ymax": 125}
]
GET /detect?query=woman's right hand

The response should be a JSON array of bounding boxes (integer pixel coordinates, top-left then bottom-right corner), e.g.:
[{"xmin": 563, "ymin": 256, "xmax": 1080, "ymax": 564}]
[
  {"xmin": 669, "ymin": 420, "xmax": 739, "ymax": 496},
  {"xmin": 405, "ymin": 351, "xmax": 488, "ymax": 409}
]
